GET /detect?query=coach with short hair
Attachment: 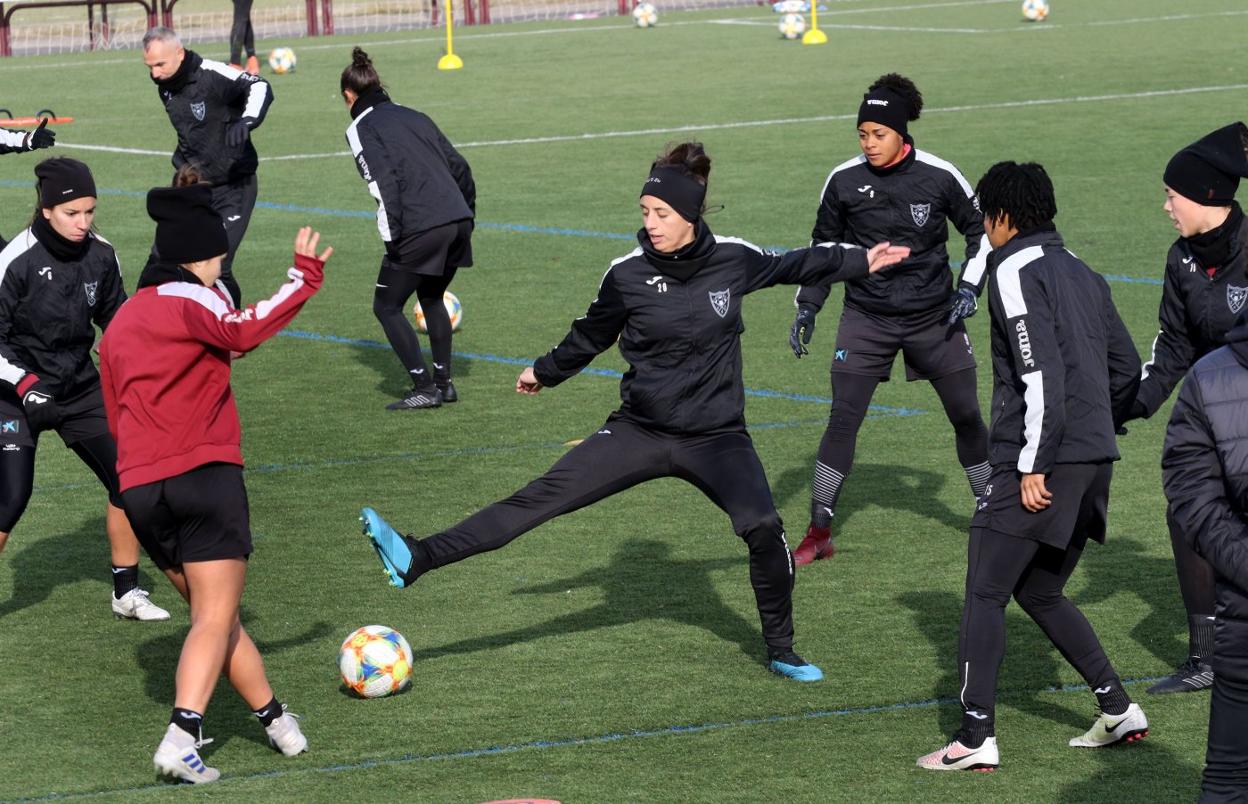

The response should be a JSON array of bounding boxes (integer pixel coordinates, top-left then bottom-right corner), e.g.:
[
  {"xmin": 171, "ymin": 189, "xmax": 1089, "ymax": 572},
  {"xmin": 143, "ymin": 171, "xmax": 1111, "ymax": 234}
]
[{"xmin": 141, "ymin": 26, "xmax": 273, "ymax": 307}]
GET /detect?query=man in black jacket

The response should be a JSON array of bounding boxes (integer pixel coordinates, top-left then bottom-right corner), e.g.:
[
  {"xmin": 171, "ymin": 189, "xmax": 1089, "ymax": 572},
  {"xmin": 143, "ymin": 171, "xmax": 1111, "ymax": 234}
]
[
  {"xmin": 919, "ymin": 162, "xmax": 1146, "ymax": 772},
  {"xmin": 1163, "ymin": 310, "xmax": 1248, "ymax": 801},
  {"xmin": 142, "ymin": 26, "xmax": 273, "ymax": 307}
]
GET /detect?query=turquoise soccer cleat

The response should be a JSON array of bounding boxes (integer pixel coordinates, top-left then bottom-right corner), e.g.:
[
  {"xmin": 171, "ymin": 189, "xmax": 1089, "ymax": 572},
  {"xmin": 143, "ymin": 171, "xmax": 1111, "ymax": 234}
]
[
  {"xmin": 767, "ymin": 651, "xmax": 824, "ymax": 682},
  {"xmin": 360, "ymin": 507, "xmax": 413, "ymax": 589}
]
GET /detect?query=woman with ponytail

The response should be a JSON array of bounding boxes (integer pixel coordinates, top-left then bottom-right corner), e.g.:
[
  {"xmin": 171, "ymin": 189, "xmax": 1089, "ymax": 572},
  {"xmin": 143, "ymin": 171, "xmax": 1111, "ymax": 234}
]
[
  {"xmin": 342, "ymin": 47, "xmax": 476, "ymax": 409},
  {"xmin": 359, "ymin": 142, "xmax": 910, "ymax": 682},
  {"xmin": 787, "ymin": 73, "xmax": 992, "ymax": 566}
]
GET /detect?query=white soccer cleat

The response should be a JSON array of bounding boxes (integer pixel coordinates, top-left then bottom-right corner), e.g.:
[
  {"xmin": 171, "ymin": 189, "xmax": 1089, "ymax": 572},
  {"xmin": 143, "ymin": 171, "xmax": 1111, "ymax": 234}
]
[
  {"xmin": 916, "ymin": 736, "xmax": 999, "ymax": 771},
  {"xmin": 112, "ymin": 588, "xmax": 171, "ymax": 621},
  {"xmin": 1069, "ymin": 703, "xmax": 1149, "ymax": 747},
  {"xmin": 153, "ymin": 723, "xmax": 219, "ymax": 783},
  {"xmin": 264, "ymin": 707, "xmax": 308, "ymax": 756}
]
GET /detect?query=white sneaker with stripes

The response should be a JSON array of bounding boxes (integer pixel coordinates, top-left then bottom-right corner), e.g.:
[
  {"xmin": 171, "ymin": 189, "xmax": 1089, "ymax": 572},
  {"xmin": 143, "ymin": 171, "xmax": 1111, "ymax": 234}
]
[{"xmin": 154, "ymin": 723, "xmax": 219, "ymax": 783}]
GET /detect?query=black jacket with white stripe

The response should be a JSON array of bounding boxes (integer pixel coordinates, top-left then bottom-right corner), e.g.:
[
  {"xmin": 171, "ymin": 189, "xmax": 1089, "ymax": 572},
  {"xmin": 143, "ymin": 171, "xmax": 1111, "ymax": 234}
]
[
  {"xmin": 795, "ymin": 143, "xmax": 989, "ymax": 316},
  {"xmin": 1162, "ymin": 315, "xmax": 1248, "ymax": 624},
  {"xmin": 0, "ymin": 224, "xmax": 126, "ymax": 399},
  {"xmin": 0, "ymin": 127, "xmax": 32, "ymax": 154},
  {"xmin": 154, "ymin": 50, "xmax": 273, "ymax": 184},
  {"xmin": 533, "ymin": 221, "xmax": 869, "ymax": 435},
  {"xmin": 345, "ymin": 91, "xmax": 475, "ymax": 248},
  {"xmin": 984, "ymin": 227, "xmax": 1140, "ymax": 474},
  {"xmin": 1133, "ymin": 209, "xmax": 1248, "ymax": 421}
]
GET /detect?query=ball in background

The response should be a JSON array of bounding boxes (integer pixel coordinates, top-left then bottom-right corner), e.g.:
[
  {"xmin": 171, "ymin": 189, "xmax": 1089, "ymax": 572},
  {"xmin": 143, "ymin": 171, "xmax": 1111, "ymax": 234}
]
[
  {"xmin": 268, "ymin": 47, "xmax": 298, "ymax": 74},
  {"xmin": 412, "ymin": 290, "xmax": 463, "ymax": 334},
  {"xmin": 339, "ymin": 625, "xmax": 414, "ymax": 699},
  {"xmin": 778, "ymin": 12, "xmax": 807, "ymax": 39},
  {"xmin": 632, "ymin": 2, "xmax": 658, "ymax": 28},
  {"xmin": 1021, "ymin": 0, "xmax": 1049, "ymax": 21}
]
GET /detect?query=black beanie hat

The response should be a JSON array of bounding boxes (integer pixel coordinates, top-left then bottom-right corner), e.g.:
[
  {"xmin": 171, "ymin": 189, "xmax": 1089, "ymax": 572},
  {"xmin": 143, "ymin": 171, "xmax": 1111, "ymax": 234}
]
[
  {"xmin": 35, "ymin": 157, "xmax": 96, "ymax": 208},
  {"xmin": 147, "ymin": 184, "xmax": 229, "ymax": 264},
  {"xmin": 1163, "ymin": 122, "xmax": 1248, "ymax": 207},
  {"xmin": 857, "ymin": 86, "xmax": 911, "ymax": 139}
]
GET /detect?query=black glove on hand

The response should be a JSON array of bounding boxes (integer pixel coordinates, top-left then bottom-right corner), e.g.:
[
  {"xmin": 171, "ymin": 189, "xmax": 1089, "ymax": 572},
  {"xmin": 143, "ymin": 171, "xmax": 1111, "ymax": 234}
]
[
  {"xmin": 225, "ymin": 119, "xmax": 252, "ymax": 148},
  {"xmin": 789, "ymin": 304, "xmax": 818, "ymax": 358},
  {"xmin": 19, "ymin": 378, "xmax": 59, "ymax": 432},
  {"xmin": 26, "ymin": 118, "xmax": 55, "ymax": 151},
  {"xmin": 946, "ymin": 285, "xmax": 978, "ymax": 326}
]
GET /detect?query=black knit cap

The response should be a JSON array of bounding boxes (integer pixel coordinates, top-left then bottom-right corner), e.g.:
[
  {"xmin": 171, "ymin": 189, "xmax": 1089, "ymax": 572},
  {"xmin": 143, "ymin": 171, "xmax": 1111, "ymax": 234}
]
[
  {"xmin": 147, "ymin": 184, "xmax": 228, "ymax": 264},
  {"xmin": 35, "ymin": 157, "xmax": 96, "ymax": 207},
  {"xmin": 1164, "ymin": 122, "xmax": 1248, "ymax": 207},
  {"xmin": 857, "ymin": 86, "xmax": 911, "ymax": 139}
]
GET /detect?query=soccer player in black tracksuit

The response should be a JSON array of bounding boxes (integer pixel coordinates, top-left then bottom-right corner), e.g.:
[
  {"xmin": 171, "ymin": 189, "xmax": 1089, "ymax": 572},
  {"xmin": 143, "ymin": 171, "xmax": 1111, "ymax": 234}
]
[
  {"xmin": 1163, "ymin": 311, "xmax": 1248, "ymax": 802},
  {"xmin": 787, "ymin": 75, "xmax": 991, "ymax": 565},
  {"xmin": 0, "ymin": 157, "xmax": 169, "ymax": 622},
  {"xmin": 359, "ymin": 142, "xmax": 910, "ymax": 681},
  {"xmin": 142, "ymin": 26, "xmax": 273, "ymax": 308},
  {"xmin": 1120, "ymin": 122, "xmax": 1248, "ymax": 695},
  {"xmin": 341, "ymin": 48, "xmax": 475, "ymax": 410},
  {"xmin": 0, "ymin": 120, "xmax": 56, "ymax": 250},
  {"xmin": 917, "ymin": 162, "xmax": 1146, "ymax": 772}
]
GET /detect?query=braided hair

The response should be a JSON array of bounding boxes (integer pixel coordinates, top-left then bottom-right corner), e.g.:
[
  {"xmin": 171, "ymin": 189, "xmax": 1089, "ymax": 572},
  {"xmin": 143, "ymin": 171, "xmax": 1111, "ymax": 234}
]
[{"xmin": 975, "ymin": 161, "xmax": 1057, "ymax": 231}]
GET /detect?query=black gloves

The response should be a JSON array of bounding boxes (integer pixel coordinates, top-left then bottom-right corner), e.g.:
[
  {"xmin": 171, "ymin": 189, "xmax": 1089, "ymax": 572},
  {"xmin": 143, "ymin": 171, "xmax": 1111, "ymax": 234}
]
[
  {"xmin": 225, "ymin": 119, "xmax": 253, "ymax": 148},
  {"xmin": 19, "ymin": 376, "xmax": 59, "ymax": 432},
  {"xmin": 789, "ymin": 304, "xmax": 818, "ymax": 358},
  {"xmin": 946, "ymin": 284, "xmax": 978, "ymax": 326},
  {"xmin": 26, "ymin": 118, "xmax": 55, "ymax": 151}
]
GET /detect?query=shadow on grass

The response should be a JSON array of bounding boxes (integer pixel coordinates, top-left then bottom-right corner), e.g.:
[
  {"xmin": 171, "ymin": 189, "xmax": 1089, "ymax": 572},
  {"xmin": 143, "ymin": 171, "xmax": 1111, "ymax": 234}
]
[
  {"xmin": 348, "ymin": 334, "xmax": 475, "ymax": 401},
  {"xmin": 0, "ymin": 516, "xmax": 126, "ymax": 620},
  {"xmin": 1056, "ymin": 738, "xmax": 1201, "ymax": 803},
  {"xmin": 411, "ymin": 538, "xmax": 761, "ymax": 664},
  {"xmin": 897, "ymin": 590, "xmax": 1090, "ymax": 736}
]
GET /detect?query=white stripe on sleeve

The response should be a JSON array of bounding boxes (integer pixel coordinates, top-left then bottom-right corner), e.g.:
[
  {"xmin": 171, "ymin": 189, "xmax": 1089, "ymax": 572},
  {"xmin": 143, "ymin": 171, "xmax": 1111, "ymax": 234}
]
[
  {"xmin": 994, "ymin": 245, "xmax": 1044, "ymax": 318},
  {"xmin": 1018, "ymin": 369, "xmax": 1045, "ymax": 473}
]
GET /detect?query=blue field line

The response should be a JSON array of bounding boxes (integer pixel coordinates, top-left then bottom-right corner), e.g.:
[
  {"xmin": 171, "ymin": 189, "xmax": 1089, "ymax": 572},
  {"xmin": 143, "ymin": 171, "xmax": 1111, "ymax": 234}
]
[{"xmin": 10, "ymin": 674, "xmax": 1165, "ymax": 802}]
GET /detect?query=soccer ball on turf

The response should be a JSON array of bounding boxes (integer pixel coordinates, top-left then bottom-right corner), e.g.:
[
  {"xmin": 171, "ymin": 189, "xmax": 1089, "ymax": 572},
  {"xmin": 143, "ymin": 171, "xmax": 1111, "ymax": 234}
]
[
  {"xmin": 778, "ymin": 13, "xmax": 806, "ymax": 39},
  {"xmin": 339, "ymin": 625, "xmax": 414, "ymax": 699},
  {"xmin": 267, "ymin": 47, "xmax": 297, "ymax": 74},
  {"xmin": 412, "ymin": 290, "xmax": 463, "ymax": 333},
  {"xmin": 1021, "ymin": 0, "xmax": 1049, "ymax": 21},
  {"xmin": 632, "ymin": 2, "xmax": 658, "ymax": 28}
]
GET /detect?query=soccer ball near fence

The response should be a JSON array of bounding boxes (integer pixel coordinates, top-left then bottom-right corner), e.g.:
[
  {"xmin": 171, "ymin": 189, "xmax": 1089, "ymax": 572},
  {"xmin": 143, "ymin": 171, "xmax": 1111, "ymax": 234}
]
[
  {"xmin": 339, "ymin": 625, "xmax": 414, "ymax": 699},
  {"xmin": 1021, "ymin": 0, "xmax": 1049, "ymax": 21},
  {"xmin": 778, "ymin": 13, "xmax": 807, "ymax": 39},
  {"xmin": 413, "ymin": 290, "xmax": 464, "ymax": 333},
  {"xmin": 632, "ymin": 2, "xmax": 658, "ymax": 28},
  {"xmin": 267, "ymin": 47, "xmax": 297, "ymax": 74}
]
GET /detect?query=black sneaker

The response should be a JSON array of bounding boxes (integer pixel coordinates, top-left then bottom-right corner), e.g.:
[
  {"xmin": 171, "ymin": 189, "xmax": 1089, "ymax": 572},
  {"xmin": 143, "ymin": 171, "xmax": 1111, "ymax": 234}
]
[
  {"xmin": 386, "ymin": 387, "xmax": 442, "ymax": 410},
  {"xmin": 1146, "ymin": 657, "xmax": 1213, "ymax": 694},
  {"xmin": 437, "ymin": 381, "xmax": 458, "ymax": 403}
]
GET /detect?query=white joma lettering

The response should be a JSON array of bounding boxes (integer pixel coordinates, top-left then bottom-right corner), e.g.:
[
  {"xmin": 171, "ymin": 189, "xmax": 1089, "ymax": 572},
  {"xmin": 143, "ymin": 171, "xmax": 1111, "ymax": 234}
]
[
  {"xmin": 866, "ymin": 99, "xmax": 889, "ymax": 106},
  {"xmin": 1015, "ymin": 319, "xmax": 1035, "ymax": 367}
]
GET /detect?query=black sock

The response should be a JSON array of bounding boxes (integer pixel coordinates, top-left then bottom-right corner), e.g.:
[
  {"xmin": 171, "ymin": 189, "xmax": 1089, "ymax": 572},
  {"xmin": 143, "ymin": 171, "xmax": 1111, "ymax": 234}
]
[
  {"xmin": 409, "ymin": 368, "xmax": 436, "ymax": 392},
  {"xmin": 111, "ymin": 564, "xmax": 138, "ymax": 599},
  {"xmin": 959, "ymin": 713, "xmax": 994, "ymax": 748},
  {"xmin": 171, "ymin": 707, "xmax": 204, "ymax": 740},
  {"xmin": 1190, "ymin": 614, "xmax": 1215, "ymax": 661},
  {"xmin": 252, "ymin": 696, "xmax": 283, "ymax": 728},
  {"xmin": 1093, "ymin": 680, "xmax": 1131, "ymax": 716},
  {"xmin": 406, "ymin": 537, "xmax": 434, "ymax": 579},
  {"xmin": 433, "ymin": 362, "xmax": 450, "ymax": 386}
]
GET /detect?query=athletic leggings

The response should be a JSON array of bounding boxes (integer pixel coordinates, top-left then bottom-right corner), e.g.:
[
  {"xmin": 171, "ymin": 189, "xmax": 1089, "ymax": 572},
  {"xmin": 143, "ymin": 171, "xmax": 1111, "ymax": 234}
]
[
  {"xmin": 414, "ymin": 419, "xmax": 798, "ymax": 652},
  {"xmin": 229, "ymin": 0, "xmax": 255, "ymax": 64},
  {"xmin": 1168, "ymin": 506, "xmax": 1217, "ymax": 651},
  {"xmin": 810, "ymin": 368, "xmax": 989, "ymax": 523},
  {"xmin": 373, "ymin": 265, "xmax": 457, "ymax": 387},
  {"xmin": 0, "ymin": 433, "xmax": 123, "ymax": 532}
]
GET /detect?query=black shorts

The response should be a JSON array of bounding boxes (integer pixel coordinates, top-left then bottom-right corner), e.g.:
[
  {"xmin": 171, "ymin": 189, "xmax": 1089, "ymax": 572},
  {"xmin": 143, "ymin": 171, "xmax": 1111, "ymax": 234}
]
[
  {"xmin": 971, "ymin": 462, "xmax": 1111, "ymax": 549},
  {"xmin": 831, "ymin": 304, "xmax": 976, "ymax": 382},
  {"xmin": 120, "ymin": 463, "xmax": 252, "ymax": 571},
  {"xmin": 0, "ymin": 384, "xmax": 112, "ymax": 448},
  {"xmin": 383, "ymin": 219, "xmax": 473, "ymax": 276}
]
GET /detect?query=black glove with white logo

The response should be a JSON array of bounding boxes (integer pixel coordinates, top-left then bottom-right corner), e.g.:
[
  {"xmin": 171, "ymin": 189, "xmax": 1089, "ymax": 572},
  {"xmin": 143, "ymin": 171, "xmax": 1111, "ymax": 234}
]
[
  {"xmin": 946, "ymin": 284, "xmax": 978, "ymax": 326},
  {"xmin": 225, "ymin": 119, "xmax": 253, "ymax": 148},
  {"xmin": 789, "ymin": 304, "xmax": 819, "ymax": 359},
  {"xmin": 26, "ymin": 118, "xmax": 55, "ymax": 151},
  {"xmin": 18, "ymin": 375, "xmax": 59, "ymax": 432}
]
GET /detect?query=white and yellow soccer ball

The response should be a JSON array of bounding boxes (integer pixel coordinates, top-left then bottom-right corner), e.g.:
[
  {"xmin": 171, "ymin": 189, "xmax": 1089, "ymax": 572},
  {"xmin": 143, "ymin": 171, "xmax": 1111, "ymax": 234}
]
[
  {"xmin": 778, "ymin": 12, "xmax": 806, "ymax": 39},
  {"xmin": 267, "ymin": 47, "xmax": 297, "ymax": 74},
  {"xmin": 339, "ymin": 625, "xmax": 414, "ymax": 699},
  {"xmin": 632, "ymin": 2, "xmax": 658, "ymax": 28},
  {"xmin": 412, "ymin": 290, "xmax": 463, "ymax": 334},
  {"xmin": 1021, "ymin": 0, "xmax": 1049, "ymax": 21}
]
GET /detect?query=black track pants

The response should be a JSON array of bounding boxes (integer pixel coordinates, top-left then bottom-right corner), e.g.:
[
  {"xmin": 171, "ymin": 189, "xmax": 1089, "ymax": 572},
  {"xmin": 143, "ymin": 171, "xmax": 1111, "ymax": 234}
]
[
  {"xmin": 419, "ymin": 420, "xmax": 797, "ymax": 650},
  {"xmin": 229, "ymin": 0, "xmax": 255, "ymax": 63},
  {"xmin": 211, "ymin": 174, "xmax": 258, "ymax": 308},
  {"xmin": 1202, "ymin": 619, "xmax": 1248, "ymax": 802}
]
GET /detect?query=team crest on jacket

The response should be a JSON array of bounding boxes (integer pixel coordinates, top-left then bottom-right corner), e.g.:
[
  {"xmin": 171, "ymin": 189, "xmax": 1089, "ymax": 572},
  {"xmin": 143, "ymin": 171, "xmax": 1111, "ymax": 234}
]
[
  {"xmin": 190, "ymin": 101, "xmax": 206, "ymax": 122},
  {"xmin": 1229, "ymin": 285, "xmax": 1248, "ymax": 315},
  {"xmin": 83, "ymin": 281, "xmax": 98, "ymax": 307},
  {"xmin": 910, "ymin": 203, "xmax": 931, "ymax": 227},
  {"xmin": 709, "ymin": 288, "xmax": 731, "ymax": 318}
]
